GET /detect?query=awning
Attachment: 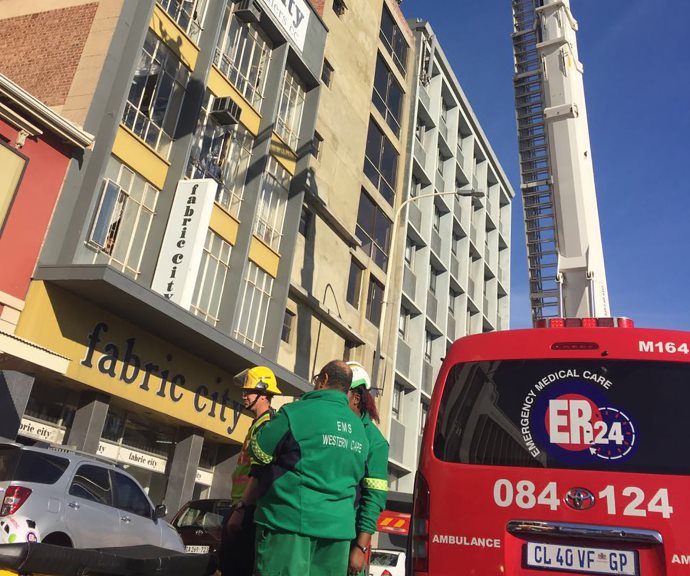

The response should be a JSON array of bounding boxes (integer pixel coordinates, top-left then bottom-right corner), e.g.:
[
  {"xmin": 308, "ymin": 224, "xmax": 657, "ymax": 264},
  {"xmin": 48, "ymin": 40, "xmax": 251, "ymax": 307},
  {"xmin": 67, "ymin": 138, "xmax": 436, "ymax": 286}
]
[{"xmin": 376, "ymin": 510, "xmax": 410, "ymax": 535}]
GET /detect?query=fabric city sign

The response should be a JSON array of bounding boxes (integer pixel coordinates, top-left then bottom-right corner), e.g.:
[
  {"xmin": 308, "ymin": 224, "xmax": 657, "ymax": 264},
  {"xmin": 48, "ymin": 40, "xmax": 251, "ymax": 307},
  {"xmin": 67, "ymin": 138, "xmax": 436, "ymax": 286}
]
[
  {"xmin": 80, "ymin": 321, "xmax": 244, "ymax": 436},
  {"xmin": 260, "ymin": 0, "xmax": 310, "ymax": 52},
  {"xmin": 151, "ymin": 179, "xmax": 216, "ymax": 308}
]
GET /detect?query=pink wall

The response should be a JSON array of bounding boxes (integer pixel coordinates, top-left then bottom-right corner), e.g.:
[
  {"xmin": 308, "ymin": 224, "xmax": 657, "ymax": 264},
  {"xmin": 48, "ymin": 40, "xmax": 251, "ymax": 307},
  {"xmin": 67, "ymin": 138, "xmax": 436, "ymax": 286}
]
[{"xmin": 0, "ymin": 118, "xmax": 73, "ymax": 300}]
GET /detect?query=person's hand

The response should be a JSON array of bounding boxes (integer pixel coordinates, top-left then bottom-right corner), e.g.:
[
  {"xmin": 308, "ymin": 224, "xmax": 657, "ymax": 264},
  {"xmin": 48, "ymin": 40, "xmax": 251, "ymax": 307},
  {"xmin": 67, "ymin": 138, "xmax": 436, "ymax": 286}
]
[
  {"xmin": 225, "ymin": 508, "xmax": 244, "ymax": 535},
  {"xmin": 348, "ymin": 546, "xmax": 365, "ymax": 575}
]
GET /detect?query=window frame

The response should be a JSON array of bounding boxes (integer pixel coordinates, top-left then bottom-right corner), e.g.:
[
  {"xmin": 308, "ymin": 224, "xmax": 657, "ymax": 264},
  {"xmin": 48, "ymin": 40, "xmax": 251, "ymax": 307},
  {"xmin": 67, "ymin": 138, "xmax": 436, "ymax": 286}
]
[
  {"xmin": 355, "ymin": 191, "xmax": 392, "ymax": 271},
  {"xmin": 281, "ymin": 309, "xmax": 296, "ymax": 343},
  {"xmin": 276, "ymin": 66, "xmax": 307, "ymax": 151},
  {"xmin": 365, "ymin": 275, "xmax": 384, "ymax": 326},
  {"xmin": 346, "ymin": 258, "xmax": 364, "ymax": 308},
  {"xmin": 190, "ymin": 230, "xmax": 232, "ymax": 326},
  {"xmin": 379, "ymin": 5, "xmax": 408, "ymax": 76},
  {"xmin": 364, "ymin": 119, "xmax": 398, "ymax": 206},
  {"xmin": 68, "ymin": 464, "xmax": 113, "ymax": 507},
  {"xmin": 372, "ymin": 53, "xmax": 404, "ymax": 137}
]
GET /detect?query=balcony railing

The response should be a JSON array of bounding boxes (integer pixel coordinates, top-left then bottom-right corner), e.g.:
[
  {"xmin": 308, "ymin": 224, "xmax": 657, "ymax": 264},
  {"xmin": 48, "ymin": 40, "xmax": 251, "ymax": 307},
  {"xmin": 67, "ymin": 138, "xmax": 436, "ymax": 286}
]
[
  {"xmin": 431, "ymin": 228, "xmax": 441, "ymax": 256},
  {"xmin": 435, "ymin": 170, "xmax": 445, "ymax": 192},
  {"xmin": 390, "ymin": 418, "xmax": 405, "ymax": 462},
  {"xmin": 468, "ymin": 277, "xmax": 476, "ymax": 300},
  {"xmin": 450, "ymin": 257, "xmax": 459, "ymax": 279},
  {"xmin": 447, "ymin": 314, "xmax": 456, "ymax": 340},
  {"xmin": 414, "ymin": 137, "xmax": 427, "ymax": 168},
  {"xmin": 408, "ymin": 201, "xmax": 422, "ymax": 231},
  {"xmin": 427, "ymin": 292, "xmax": 438, "ymax": 324},
  {"xmin": 396, "ymin": 337, "xmax": 411, "ymax": 377},
  {"xmin": 403, "ymin": 265, "xmax": 416, "ymax": 301}
]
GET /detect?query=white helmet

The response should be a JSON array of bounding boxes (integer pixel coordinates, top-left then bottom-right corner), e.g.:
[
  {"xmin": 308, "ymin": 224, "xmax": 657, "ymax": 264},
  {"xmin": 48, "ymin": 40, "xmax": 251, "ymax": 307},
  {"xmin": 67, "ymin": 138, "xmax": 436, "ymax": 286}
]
[{"xmin": 347, "ymin": 361, "xmax": 371, "ymax": 390}]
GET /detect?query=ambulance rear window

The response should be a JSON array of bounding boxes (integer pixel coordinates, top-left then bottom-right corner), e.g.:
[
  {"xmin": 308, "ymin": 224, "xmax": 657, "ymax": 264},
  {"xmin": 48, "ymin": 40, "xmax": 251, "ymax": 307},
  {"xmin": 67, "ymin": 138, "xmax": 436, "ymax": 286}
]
[{"xmin": 433, "ymin": 359, "xmax": 690, "ymax": 475}]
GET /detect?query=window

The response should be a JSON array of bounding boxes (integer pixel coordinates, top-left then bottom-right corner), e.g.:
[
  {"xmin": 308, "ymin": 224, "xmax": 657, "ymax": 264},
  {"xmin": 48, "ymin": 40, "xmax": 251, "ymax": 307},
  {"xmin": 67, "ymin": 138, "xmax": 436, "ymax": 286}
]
[
  {"xmin": 112, "ymin": 471, "xmax": 151, "ymax": 518},
  {"xmin": 398, "ymin": 307, "xmax": 408, "ymax": 339},
  {"xmin": 424, "ymin": 330, "xmax": 433, "ymax": 361},
  {"xmin": 0, "ymin": 449, "xmax": 68, "ymax": 484},
  {"xmin": 299, "ymin": 206, "xmax": 312, "ymax": 236},
  {"xmin": 439, "ymin": 99, "xmax": 449, "ymax": 140},
  {"xmin": 69, "ymin": 465, "xmax": 112, "ymax": 506},
  {"xmin": 122, "ymin": 30, "xmax": 189, "ymax": 157},
  {"xmin": 281, "ymin": 309, "xmax": 295, "ymax": 343},
  {"xmin": 433, "ymin": 206, "xmax": 442, "ymax": 232},
  {"xmin": 366, "ymin": 276, "xmax": 384, "ymax": 326},
  {"xmin": 429, "ymin": 267, "xmax": 438, "ymax": 294},
  {"xmin": 420, "ymin": 403, "xmax": 429, "ymax": 436},
  {"xmin": 312, "ymin": 132, "xmax": 323, "ymax": 160},
  {"xmin": 379, "ymin": 5, "xmax": 408, "ymax": 75},
  {"xmin": 449, "ymin": 290, "xmax": 458, "ymax": 314},
  {"xmin": 364, "ymin": 119, "xmax": 398, "ymax": 206},
  {"xmin": 158, "ymin": 0, "xmax": 208, "ymax": 42},
  {"xmin": 355, "ymin": 191, "xmax": 391, "ymax": 271},
  {"xmin": 392, "ymin": 382, "xmax": 404, "ymax": 420},
  {"xmin": 410, "ymin": 176, "xmax": 421, "ymax": 198},
  {"xmin": 256, "ymin": 158, "xmax": 290, "ymax": 250},
  {"xmin": 235, "ymin": 262, "xmax": 274, "ymax": 351},
  {"xmin": 415, "ymin": 117, "xmax": 425, "ymax": 143},
  {"xmin": 452, "ymin": 232, "xmax": 461, "ymax": 255},
  {"xmin": 372, "ymin": 54, "xmax": 403, "ymax": 136},
  {"xmin": 321, "ymin": 59, "xmax": 334, "ymax": 87},
  {"xmin": 344, "ymin": 340, "xmax": 359, "ymax": 361},
  {"xmin": 0, "ymin": 142, "xmax": 26, "ymax": 235},
  {"xmin": 187, "ymin": 91, "xmax": 253, "ymax": 218},
  {"xmin": 89, "ymin": 157, "xmax": 159, "ymax": 279},
  {"xmin": 190, "ymin": 230, "xmax": 232, "ymax": 326},
  {"xmin": 276, "ymin": 67, "xmax": 306, "ymax": 150},
  {"xmin": 215, "ymin": 7, "xmax": 272, "ymax": 107},
  {"xmin": 437, "ymin": 149, "xmax": 445, "ymax": 176},
  {"xmin": 333, "ymin": 0, "xmax": 347, "ymax": 17},
  {"xmin": 346, "ymin": 259, "xmax": 364, "ymax": 308},
  {"xmin": 404, "ymin": 237, "xmax": 415, "ymax": 267}
]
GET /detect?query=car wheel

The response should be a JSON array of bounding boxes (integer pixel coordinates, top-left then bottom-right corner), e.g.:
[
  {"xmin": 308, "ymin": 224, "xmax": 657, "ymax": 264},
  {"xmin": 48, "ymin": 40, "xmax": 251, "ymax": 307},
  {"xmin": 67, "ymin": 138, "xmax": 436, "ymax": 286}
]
[{"xmin": 42, "ymin": 533, "xmax": 73, "ymax": 547}]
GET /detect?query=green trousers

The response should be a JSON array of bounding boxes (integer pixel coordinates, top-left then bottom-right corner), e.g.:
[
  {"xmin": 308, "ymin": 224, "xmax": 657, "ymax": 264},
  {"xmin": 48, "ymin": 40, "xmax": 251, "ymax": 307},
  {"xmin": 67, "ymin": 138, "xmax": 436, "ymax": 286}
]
[{"xmin": 254, "ymin": 526, "xmax": 350, "ymax": 576}]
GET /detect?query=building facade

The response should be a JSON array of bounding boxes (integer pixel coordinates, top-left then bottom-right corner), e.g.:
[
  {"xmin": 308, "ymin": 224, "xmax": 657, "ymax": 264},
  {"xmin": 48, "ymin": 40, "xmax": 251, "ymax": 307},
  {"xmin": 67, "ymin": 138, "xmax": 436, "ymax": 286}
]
[
  {"xmin": 380, "ymin": 20, "xmax": 515, "ymax": 498},
  {"xmin": 0, "ymin": 0, "xmax": 326, "ymax": 516}
]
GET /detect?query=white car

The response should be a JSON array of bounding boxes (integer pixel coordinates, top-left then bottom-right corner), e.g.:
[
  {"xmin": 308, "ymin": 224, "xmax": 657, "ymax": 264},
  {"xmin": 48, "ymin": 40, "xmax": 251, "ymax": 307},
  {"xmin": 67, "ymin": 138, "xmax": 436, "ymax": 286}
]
[
  {"xmin": 369, "ymin": 548, "xmax": 406, "ymax": 576},
  {"xmin": 0, "ymin": 441, "xmax": 184, "ymax": 551}
]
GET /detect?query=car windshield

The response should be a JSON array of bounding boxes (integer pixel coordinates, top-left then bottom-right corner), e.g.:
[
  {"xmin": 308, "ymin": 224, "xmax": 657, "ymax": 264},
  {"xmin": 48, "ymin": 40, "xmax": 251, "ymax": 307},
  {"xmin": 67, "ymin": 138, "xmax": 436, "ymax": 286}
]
[
  {"xmin": 370, "ymin": 551, "xmax": 400, "ymax": 566},
  {"xmin": 0, "ymin": 446, "xmax": 69, "ymax": 484},
  {"xmin": 434, "ymin": 359, "xmax": 690, "ymax": 475},
  {"xmin": 174, "ymin": 500, "xmax": 232, "ymax": 529}
]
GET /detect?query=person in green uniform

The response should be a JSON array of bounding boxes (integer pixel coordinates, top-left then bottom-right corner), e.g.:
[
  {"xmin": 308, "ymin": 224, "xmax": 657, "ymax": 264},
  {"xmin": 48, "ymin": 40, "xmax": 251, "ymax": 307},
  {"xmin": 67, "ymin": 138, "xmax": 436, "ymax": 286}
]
[
  {"xmin": 249, "ymin": 360, "xmax": 369, "ymax": 576},
  {"xmin": 346, "ymin": 361, "xmax": 389, "ymax": 576},
  {"xmin": 219, "ymin": 366, "xmax": 282, "ymax": 576}
]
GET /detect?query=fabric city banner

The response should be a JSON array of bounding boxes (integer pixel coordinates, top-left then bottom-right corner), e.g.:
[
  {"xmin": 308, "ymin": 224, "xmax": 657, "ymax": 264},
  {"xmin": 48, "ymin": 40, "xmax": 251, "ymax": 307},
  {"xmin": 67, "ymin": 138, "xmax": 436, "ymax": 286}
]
[
  {"xmin": 15, "ymin": 282, "xmax": 251, "ymax": 444},
  {"xmin": 151, "ymin": 179, "xmax": 216, "ymax": 309}
]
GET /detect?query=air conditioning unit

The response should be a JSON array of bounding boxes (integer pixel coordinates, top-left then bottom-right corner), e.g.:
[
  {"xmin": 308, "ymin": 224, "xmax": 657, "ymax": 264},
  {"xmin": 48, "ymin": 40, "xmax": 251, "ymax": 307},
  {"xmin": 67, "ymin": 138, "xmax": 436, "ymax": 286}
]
[
  {"xmin": 210, "ymin": 97, "xmax": 242, "ymax": 126},
  {"xmin": 234, "ymin": 0, "xmax": 261, "ymax": 24}
]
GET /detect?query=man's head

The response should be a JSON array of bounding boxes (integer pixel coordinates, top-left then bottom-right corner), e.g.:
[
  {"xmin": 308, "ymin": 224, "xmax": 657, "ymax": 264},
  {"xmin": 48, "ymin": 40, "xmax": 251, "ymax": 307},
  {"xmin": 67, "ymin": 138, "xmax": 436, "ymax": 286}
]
[
  {"xmin": 312, "ymin": 360, "xmax": 352, "ymax": 393},
  {"xmin": 234, "ymin": 366, "xmax": 281, "ymax": 416}
]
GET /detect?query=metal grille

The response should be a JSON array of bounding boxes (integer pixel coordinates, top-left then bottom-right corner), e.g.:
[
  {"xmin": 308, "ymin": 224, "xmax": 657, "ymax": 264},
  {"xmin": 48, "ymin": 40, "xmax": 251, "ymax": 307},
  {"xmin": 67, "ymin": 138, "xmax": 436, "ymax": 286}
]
[{"xmin": 512, "ymin": 0, "xmax": 560, "ymax": 322}]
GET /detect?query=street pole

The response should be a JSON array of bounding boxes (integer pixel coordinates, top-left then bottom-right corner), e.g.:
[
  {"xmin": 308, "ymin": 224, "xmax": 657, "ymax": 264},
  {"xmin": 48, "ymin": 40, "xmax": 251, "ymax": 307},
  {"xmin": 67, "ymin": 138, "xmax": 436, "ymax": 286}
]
[{"xmin": 372, "ymin": 188, "xmax": 485, "ymax": 402}]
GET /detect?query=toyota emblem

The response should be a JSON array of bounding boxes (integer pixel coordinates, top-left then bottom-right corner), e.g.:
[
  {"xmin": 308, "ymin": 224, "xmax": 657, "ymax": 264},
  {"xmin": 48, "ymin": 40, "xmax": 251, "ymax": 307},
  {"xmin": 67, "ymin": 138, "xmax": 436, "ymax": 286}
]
[
  {"xmin": 564, "ymin": 487, "xmax": 595, "ymax": 511},
  {"xmin": 195, "ymin": 529, "xmax": 204, "ymax": 536}
]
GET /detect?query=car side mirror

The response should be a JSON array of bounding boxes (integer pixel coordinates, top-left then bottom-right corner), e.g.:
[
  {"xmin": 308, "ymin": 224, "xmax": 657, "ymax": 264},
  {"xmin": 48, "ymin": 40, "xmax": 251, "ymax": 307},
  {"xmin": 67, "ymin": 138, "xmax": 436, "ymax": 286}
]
[{"xmin": 154, "ymin": 504, "xmax": 167, "ymax": 519}]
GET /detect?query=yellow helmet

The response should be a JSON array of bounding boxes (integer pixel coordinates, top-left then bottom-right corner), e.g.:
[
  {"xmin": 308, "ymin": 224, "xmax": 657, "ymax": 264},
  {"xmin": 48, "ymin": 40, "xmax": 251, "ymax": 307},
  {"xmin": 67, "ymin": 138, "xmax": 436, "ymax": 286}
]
[{"xmin": 234, "ymin": 366, "xmax": 282, "ymax": 395}]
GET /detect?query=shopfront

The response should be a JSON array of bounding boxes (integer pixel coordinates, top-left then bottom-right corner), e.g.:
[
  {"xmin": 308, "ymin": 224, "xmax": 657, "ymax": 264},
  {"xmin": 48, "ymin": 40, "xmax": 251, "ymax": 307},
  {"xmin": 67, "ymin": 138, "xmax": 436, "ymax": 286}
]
[{"xmin": 11, "ymin": 280, "xmax": 258, "ymax": 514}]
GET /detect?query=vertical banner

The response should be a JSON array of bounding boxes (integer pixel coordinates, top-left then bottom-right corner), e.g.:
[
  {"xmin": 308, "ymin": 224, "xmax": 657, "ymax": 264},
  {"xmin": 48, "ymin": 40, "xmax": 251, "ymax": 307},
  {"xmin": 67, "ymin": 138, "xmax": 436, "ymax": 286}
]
[{"xmin": 152, "ymin": 179, "xmax": 216, "ymax": 308}]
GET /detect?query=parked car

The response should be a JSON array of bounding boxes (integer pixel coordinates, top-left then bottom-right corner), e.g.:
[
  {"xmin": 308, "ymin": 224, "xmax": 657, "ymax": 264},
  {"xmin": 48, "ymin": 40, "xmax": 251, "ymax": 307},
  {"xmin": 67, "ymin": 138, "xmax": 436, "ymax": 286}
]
[
  {"xmin": 171, "ymin": 498, "xmax": 233, "ymax": 554},
  {"xmin": 369, "ymin": 548, "xmax": 406, "ymax": 576},
  {"xmin": 0, "ymin": 441, "xmax": 184, "ymax": 551}
]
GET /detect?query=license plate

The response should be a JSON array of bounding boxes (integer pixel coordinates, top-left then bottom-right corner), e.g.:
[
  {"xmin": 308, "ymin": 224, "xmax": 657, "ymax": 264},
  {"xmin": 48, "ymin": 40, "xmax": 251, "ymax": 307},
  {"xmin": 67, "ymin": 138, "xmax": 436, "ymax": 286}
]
[
  {"xmin": 185, "ymin": 545, "xmax": 210, "ymax": 554},
  {"xmin": 525, "ymin": 542, "xmax": 637, "ymax": 575}
]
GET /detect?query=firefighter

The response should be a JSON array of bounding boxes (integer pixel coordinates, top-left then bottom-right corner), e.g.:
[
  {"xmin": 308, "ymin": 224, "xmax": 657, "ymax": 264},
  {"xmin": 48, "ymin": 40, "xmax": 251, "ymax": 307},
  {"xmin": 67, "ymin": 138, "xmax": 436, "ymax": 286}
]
[
  {"xmin": 249, "ymin": 360, "xmax": 369, "ymax": 576},
  {"xmin": 346, "ymin": 361, "xmax": 389, "ymax": 576},
  {"xmin": 219, "ymin": 366, "xmax": 282, "ymax": 576}
]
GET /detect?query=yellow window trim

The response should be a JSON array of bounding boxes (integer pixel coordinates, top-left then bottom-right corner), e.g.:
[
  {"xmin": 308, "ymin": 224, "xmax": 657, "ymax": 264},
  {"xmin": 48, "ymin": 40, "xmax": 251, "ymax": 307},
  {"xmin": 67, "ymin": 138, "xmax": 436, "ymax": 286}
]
[
  {"xmin": 150, "ymin": 4, "xmax": 199, "ymax": 70},
  {"xmin": 270, "ymin": 133, "xmax": 297, "ymax": 175},
  {"xmin": 248, "ymin": 236, "xmax": 280, "ymax": 278},
  {"xmin": 207, "ymin": 66, "xmax": 261, "ymax": 136},
  {"xmin": 112, "ymin": 126, "xmax": 169, "ymax": 189},
  {"xmin": 209, "ymin": 203, "xmax": 240, "ymax": 245}
]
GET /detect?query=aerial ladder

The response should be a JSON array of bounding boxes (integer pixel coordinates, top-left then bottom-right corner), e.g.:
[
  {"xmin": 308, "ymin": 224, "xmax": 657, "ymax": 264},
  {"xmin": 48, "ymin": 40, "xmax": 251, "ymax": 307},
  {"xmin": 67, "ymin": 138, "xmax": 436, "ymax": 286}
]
[{"xmin": 511, "ymin": 0, "xmax": 610, "ymax": 323}]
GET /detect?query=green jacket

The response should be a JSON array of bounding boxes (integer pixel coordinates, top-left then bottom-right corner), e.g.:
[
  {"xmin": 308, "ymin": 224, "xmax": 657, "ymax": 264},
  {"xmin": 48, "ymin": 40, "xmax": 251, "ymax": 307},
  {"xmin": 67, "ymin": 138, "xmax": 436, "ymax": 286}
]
[
  {"xmin": 249, "ymin": 389, "xmax": 369, "ymax": 540},
  {"xmin": 357, "ymin": 413, "xmax": 389, "ymax": 534}
]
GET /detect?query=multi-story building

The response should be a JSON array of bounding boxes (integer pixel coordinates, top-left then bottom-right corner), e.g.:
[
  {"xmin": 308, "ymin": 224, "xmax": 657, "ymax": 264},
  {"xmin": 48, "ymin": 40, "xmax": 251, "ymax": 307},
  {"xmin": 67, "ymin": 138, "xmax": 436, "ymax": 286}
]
[
  {"xmin": 280, "ymin": 0, "xmax": 415, "ymax": 403},
  {"xmin": 379, "ymin": 19, "xmax": 515, "ymax": 505},
  {"xmin": 0, "ymin": 0, "xmax": 326, "ymax": 515}
]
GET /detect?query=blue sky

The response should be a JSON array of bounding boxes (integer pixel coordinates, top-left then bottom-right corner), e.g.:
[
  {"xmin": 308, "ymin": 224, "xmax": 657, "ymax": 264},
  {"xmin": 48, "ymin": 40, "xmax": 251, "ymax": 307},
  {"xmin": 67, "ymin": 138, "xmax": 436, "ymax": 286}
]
[{"xmin": 400, "ymin": 0, "xmax": 690, "ymax": 330}]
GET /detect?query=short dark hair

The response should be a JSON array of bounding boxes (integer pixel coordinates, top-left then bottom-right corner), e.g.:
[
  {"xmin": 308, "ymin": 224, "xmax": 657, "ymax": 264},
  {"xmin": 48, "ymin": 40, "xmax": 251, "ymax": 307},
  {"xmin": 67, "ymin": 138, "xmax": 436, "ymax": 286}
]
[{"xmin": 319, "ymin": 360, "xmax": 352, "ymax": 392}]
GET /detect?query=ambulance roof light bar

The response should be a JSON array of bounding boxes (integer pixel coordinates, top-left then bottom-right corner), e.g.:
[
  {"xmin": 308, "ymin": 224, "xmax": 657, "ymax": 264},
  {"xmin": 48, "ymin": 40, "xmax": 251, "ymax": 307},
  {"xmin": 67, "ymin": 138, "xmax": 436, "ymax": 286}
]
[{"xmin": 535, "ymin": 317, "xmax": 634, "ymax": 329}]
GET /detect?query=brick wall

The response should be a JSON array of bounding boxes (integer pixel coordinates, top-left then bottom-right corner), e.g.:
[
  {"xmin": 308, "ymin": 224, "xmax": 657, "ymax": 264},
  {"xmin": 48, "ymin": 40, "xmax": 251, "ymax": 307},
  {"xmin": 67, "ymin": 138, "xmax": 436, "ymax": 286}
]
[
  {"xmin": 0, "ymin": 3, "xmax": 98, "ymax": 107},
  {"xmin": 307, "ymin": 0, "xmax": 325, "ymax": 18}
]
